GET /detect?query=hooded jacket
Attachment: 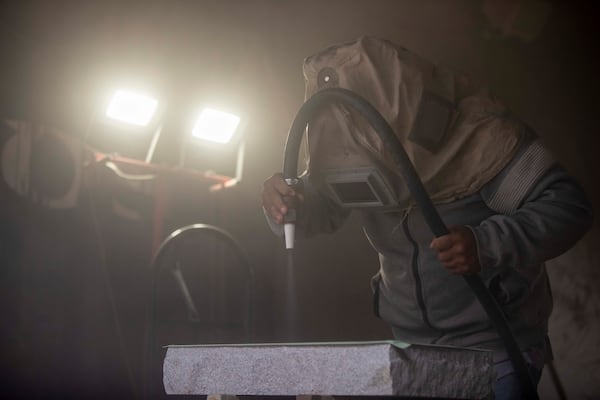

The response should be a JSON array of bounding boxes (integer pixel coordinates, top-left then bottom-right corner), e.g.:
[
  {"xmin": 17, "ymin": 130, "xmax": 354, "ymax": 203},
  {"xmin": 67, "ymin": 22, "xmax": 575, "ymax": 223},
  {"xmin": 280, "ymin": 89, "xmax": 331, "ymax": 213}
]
[
  {"xmin": 287, "ymin": 136, "xmax": 592, "ymax": 362},
  {"xmin": 267, "ymin": 36, "xmax": 593, "ymax": 362}
]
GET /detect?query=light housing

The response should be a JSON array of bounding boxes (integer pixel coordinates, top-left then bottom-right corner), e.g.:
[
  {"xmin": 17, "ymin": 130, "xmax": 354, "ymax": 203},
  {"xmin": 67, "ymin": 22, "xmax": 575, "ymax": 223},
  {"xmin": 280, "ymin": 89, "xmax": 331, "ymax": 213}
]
[
  {"xmin": 180, "ymin": 107, "xmax": 245, "ymax": 190},
  {"xmin": 87, "ymin": 88, "xmax": 164, "ymax": 163},
  {"xmin": 106, "ymin": 90, "xmax": 159, "ymax": 127},
  {"xmin": 191, "ymin": 108, "xmax": 240, "ymax": 144}
]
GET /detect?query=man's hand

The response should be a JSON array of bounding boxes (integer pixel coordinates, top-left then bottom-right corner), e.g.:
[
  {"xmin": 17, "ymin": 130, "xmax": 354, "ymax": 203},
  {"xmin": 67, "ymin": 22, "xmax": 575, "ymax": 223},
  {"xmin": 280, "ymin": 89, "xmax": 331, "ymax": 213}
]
[
  {"xmin": 430, "ymin": 226, "xmax": 481, "ymax": 275},
  {"xmin": 262, "ymin": 173, "xmax": 304, "ymax": 224}
]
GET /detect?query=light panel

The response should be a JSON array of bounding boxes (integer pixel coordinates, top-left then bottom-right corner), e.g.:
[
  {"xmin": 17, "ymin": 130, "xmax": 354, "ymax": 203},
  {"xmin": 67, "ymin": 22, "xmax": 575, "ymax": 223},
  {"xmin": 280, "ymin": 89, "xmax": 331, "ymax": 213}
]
[
  {"xmin": 192, "ymin": 108, "xmax": 240, "ymax": 144},
  {"xmin": 106, "ymin": 90, "xmax": 158, "ymax": 127}
]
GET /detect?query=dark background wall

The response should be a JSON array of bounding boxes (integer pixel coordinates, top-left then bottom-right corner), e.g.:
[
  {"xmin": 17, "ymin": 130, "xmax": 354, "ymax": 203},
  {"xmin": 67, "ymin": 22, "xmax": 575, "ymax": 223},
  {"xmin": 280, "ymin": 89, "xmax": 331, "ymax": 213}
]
[{"xmin": 0, "ymin": 1, "xmax": 598, "ymax": 399}]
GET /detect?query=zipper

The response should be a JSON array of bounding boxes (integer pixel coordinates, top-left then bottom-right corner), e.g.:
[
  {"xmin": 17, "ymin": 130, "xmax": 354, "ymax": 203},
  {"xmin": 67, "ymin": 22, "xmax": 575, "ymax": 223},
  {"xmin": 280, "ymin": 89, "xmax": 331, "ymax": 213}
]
[{"xmin": 402, "ymin": 213, "xmax": 439, "ymax": 335}]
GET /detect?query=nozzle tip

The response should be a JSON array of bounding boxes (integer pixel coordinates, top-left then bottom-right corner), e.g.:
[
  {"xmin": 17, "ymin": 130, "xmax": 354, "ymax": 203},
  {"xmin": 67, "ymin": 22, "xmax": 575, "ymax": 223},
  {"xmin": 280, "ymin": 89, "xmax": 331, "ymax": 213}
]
[{"xmin": 284, "ymin": 223, "xmax": 295, "ymax": 250}]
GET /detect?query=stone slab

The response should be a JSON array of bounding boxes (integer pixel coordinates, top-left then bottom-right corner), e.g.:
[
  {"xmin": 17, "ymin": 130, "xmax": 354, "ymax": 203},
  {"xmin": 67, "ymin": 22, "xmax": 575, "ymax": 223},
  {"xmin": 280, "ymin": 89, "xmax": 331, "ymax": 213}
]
[{"xmin": 163, "ymin": 341, "xmax": 493, "ymax": 399}]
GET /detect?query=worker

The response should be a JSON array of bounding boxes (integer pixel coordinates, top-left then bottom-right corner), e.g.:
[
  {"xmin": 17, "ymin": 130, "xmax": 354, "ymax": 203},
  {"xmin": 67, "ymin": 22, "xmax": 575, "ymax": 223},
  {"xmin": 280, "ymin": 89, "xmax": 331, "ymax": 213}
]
[{"xmin": 262, "ymin": 36, "xmax": 593, "ymax": 399}]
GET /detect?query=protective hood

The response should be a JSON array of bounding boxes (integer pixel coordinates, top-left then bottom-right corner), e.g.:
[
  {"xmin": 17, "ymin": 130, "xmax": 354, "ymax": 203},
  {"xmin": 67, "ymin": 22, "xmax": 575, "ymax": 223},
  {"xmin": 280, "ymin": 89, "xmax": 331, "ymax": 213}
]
[{"xmin": 303, "ymin": 36, "xmax": 528, "ymax": 209}]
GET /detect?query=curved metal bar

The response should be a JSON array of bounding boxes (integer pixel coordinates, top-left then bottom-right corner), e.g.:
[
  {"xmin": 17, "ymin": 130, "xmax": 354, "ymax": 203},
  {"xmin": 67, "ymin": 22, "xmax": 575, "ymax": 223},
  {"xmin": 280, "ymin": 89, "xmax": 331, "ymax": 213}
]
[{"xmin": 143, "ymin": 223, "xmax": 255, "ymax": 398}]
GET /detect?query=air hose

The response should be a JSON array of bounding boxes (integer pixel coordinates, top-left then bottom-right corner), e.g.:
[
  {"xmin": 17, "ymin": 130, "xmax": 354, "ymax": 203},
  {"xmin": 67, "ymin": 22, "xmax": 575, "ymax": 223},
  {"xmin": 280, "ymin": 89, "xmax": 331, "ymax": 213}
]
[{"xmin": 282, "ymin": 87, "xmax": 538, "ymax": 399}]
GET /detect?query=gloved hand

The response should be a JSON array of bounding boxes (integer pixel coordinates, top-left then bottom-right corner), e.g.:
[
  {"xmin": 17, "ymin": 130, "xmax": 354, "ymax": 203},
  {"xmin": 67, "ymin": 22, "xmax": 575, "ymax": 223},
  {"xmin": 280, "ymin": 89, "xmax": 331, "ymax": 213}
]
[
  {"xmin": 261, "ymin": 173, "xmax": 304, "ymax": 225},
  {"xmin": 430, "ymin": 226, "xmax": 481, "ymax": 275}
]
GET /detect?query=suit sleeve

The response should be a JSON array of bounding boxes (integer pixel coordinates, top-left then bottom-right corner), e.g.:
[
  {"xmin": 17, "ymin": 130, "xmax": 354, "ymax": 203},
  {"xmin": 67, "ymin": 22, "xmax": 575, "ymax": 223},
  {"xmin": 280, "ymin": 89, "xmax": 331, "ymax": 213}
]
[{"xmin": 472, "ymin": 140, "xmax": 593, "ymax": 270}]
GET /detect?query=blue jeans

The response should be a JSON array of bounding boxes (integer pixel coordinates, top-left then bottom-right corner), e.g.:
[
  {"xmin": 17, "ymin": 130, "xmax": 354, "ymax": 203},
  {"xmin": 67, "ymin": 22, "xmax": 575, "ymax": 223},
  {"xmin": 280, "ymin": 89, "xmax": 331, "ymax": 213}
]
[{"xmin": 493, "ymin": 357, "xmax": 543, "ymax": 400}]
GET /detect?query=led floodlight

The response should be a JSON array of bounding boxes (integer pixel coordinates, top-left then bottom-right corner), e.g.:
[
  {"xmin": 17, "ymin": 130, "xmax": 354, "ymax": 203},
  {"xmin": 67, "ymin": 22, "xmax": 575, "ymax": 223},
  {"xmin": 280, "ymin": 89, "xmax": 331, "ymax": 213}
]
[
  {"xmin": 192, "ymin": 108, "xmax": 240, "ymax": 144},
  {"xmin": 106, "ymin": 90, "xmax": 159, "ymax": 127}
]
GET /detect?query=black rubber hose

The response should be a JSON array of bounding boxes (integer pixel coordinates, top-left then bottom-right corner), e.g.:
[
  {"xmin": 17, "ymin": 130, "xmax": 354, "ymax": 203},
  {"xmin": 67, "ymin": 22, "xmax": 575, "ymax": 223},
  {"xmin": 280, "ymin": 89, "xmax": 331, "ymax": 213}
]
[{"xmin": 283, "ymin": 87, "xmax": 538, "ymax": 399}]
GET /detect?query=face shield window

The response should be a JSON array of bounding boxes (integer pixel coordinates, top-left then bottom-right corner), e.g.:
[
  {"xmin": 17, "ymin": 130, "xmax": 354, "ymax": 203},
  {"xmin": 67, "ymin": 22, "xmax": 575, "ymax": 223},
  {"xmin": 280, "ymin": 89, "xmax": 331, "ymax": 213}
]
[{"xmin": 323, "ymin": 166, "xmax": 396, "ymax": 208}]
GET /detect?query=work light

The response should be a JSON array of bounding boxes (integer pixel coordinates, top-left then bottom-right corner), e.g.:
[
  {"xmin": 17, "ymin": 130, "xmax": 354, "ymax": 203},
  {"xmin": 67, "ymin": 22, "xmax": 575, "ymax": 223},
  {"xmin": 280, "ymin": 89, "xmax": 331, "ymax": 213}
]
[
  {"xmin": 192, "ymin": 108, "xmax": 240, "ymax": 144},
  {"xmin": 106, "ymin": 89, "xmax": 159, "ymax": 127}
]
